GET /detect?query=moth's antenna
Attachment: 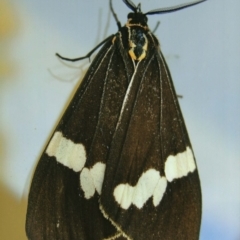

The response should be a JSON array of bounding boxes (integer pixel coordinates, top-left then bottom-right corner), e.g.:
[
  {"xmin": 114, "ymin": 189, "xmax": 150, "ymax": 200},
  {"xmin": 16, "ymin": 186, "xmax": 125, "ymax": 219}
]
[
  {"xmin": 145, "ymin": 0, "xmax": 207, "ymax": 15},
  {"xmin": 110, "ymin": 0, "xmax": 121, "ymax": 29},
  {"xmin": 122, "ymin": 0, "xmax": 137, "ymax": 12}
]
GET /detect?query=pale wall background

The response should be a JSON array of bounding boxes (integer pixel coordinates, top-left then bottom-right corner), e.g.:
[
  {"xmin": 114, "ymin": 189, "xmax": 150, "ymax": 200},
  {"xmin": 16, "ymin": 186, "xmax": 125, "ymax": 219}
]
[{"xmin": 0, "ymin": 0, "xmax": 239, "ymax": 239}]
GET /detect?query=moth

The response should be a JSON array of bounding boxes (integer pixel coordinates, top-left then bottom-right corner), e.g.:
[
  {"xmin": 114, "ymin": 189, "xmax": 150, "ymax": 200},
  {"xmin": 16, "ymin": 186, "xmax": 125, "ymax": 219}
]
[{"xmin": 26, "ymin": 0, "xmax": 205, "ymax": 239}]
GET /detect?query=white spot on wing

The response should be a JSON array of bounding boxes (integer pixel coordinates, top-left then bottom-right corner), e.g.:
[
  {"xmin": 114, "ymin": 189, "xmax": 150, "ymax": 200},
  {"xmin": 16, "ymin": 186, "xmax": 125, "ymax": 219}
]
[
  {"xmin": 90, "ymin": 162, "xmax": 106, "ymax": 195},
  {"xmin": 165, "ymin": 147, "xmax": 196, "ymax": 182},
  {"xmin": 46, "ymin": 131, "xmax": 86, "ymax": 172},
  {"xmin": 80, "ymin": 162, "xmax": 106, "ymax": 199},
  {"xmin": 80, "ymin": 168, "xmax": 95, "ymax": 199},
  {"xmin": 113, "ymin": 184, "xmax": 133, "ymax": 209},
  {"xmin": 133, "ymin": 169, "xmax": 162, "ymax": 209},
  {"xmin": 153, "ymin": 176, "xmax": 167, "ymax": 207},
  {"xmin": 113, "ymin": 169, "xmax": 167, "ymax": 209}
]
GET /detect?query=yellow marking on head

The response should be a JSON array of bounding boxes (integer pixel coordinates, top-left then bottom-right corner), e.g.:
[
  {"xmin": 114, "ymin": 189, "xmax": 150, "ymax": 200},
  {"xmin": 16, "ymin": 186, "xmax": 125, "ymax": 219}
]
[{"xmin": 125, "ymin": 19, "xmax": 149, "ymax": 30}]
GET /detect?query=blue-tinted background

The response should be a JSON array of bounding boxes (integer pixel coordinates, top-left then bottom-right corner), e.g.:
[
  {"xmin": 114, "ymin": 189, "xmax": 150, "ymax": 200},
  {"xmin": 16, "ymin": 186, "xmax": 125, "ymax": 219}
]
[{"xmin": 0, "ymin": 0, "xmax": 239, "ymax": 239}]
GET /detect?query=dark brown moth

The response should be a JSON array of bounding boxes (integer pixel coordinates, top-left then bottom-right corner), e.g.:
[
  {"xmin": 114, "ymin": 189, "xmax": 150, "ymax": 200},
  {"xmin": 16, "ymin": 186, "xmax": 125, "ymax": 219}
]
[{"xmin": 26, "ymin": 0, "xmax": 206, "ymax": 239}]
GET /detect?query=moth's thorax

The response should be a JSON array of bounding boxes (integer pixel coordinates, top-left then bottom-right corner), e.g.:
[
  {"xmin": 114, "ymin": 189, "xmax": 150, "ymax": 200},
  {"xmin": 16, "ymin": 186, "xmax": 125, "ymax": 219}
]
[{"xmin": 125, "ymin": 20, "xmax": 149, "ymax": 61}]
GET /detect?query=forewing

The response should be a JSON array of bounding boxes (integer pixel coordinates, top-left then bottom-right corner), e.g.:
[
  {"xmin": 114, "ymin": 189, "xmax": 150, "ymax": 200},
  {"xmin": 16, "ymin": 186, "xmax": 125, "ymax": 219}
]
[
  {"xmin": 26, "ymin": 38, "xmax": 134, "ymax": 240},
  {"xmin": 100, "ymin": 42, "xmax": 201, "ymax": 240}
]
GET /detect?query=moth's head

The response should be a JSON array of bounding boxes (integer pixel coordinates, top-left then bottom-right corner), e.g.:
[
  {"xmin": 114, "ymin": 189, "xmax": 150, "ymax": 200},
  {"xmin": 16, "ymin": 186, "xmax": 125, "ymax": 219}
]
[
  {"xmin": 127, "ymin": 3, "xmax": 148, "ymax": 27},
  {"xmin": 127, "ymin": 13, "xmax": 148, "ymax": 27}
]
